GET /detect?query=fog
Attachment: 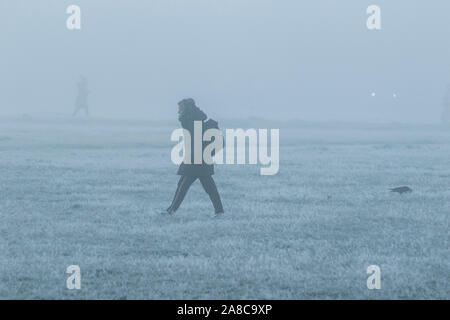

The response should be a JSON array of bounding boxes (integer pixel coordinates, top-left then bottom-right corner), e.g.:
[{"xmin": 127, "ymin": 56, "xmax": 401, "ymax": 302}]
[{"xmin": 1, "ymin": 0, "xmax": 449, "ymax": 123}]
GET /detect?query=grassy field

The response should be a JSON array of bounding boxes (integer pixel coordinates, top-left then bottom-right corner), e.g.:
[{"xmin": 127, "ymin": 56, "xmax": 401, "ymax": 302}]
[{"xmin": 0, "ymin": 118, "xmax": 449, "ymax": 299}]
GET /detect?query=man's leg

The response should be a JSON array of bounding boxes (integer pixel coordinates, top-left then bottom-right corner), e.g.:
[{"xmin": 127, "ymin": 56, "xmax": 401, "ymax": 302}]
[
  {"xmin": 168, "ymin": 175, "xmax": 196, "ymax": 212},
  {"xmin": 199, "ymin": 175, "xmax": 224, "ymax": 214},
  {"xmin": 167, "ymin": 176, "xmax": 183, "ymax": 212}
]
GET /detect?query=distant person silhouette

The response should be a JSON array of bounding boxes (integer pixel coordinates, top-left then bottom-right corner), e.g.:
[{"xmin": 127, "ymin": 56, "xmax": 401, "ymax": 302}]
[
  {"xmin": 164, "ymin": 98, "xmax": 224, "ymax": 215},
  {"xmin": 73, "ymin": 76, "xmax": 90, "ymax": 116},
  {"xmin": 442, "ymin": 84, "xmax": 450, "ymax": 124}
]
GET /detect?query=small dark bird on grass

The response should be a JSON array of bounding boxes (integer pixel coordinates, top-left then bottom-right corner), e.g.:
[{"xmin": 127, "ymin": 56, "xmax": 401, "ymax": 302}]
[{"xmin": 390, "ymin": 186, "xmax": 412, "ymax": 194}]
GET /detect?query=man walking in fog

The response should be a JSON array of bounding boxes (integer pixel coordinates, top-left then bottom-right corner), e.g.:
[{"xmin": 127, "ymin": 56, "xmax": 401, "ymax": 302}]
[
  {"xmin": 73, "ymin": 75, "xmax": 90, "ymax": 117},
  {"xmin": 162, "ymin": 98, "xmax": 224, "ymax": 216}
]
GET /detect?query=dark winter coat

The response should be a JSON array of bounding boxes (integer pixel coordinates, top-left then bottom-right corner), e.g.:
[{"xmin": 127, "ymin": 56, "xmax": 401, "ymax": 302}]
[{"xmin": 177, "ymin": 108, "xmax": 215, "ymax": 176}]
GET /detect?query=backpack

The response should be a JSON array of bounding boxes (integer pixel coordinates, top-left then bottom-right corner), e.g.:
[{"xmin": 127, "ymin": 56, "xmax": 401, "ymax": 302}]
[{"xmin": 203, "ymin": 119, "xmax": 224, "ymax": 156}]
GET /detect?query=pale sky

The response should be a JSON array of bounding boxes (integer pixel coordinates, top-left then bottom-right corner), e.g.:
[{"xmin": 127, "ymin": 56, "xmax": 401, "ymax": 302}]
[{"xmin": 1, "ymin": 0, "xmax": 449, "ymax": 122}]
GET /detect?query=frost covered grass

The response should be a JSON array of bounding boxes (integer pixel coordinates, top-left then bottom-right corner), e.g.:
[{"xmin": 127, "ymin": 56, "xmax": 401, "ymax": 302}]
[{"xmin": 0, "ymin": 118, "xmax": 449, "ymax": 299}]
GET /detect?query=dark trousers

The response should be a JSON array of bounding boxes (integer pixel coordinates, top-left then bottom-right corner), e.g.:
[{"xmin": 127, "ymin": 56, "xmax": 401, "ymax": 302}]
[{"xmin": 168, "ymin": 175, "xmax": 224, "ymax": 213}]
